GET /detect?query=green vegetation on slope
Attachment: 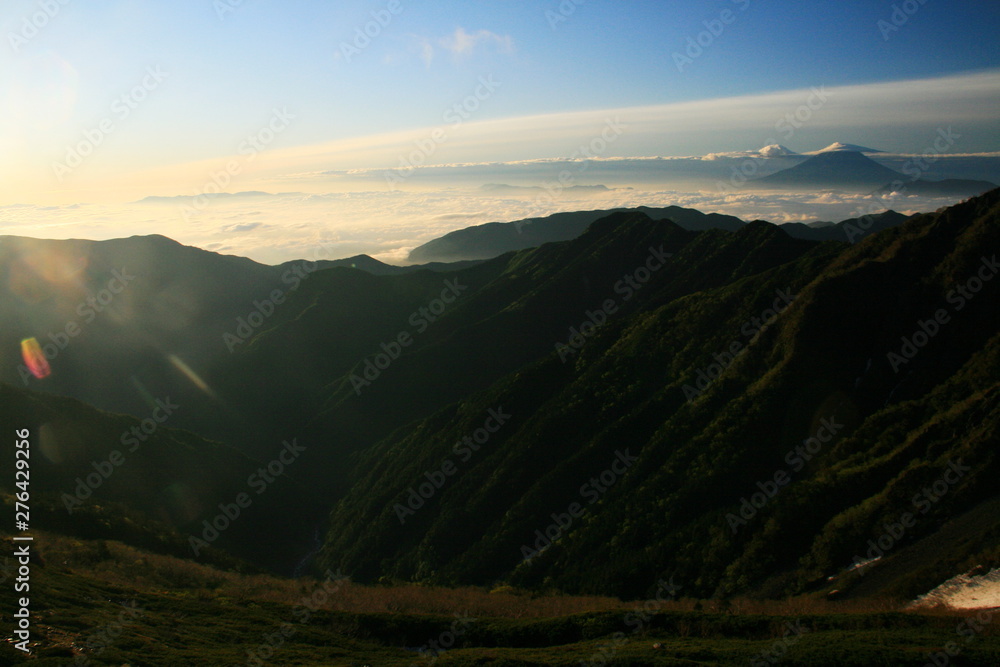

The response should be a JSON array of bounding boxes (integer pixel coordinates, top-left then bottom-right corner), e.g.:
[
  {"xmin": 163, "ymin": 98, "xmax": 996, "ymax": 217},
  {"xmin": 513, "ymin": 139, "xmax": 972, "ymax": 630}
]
[{"xmin": 320, "ymin": 190, "xmax": 1000, "ymax": 601}]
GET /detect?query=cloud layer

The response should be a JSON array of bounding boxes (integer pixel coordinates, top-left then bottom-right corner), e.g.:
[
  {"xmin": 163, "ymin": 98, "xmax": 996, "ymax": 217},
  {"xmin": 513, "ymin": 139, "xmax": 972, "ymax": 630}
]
[{"xmin": 3, "ymin": 175, "xmax": 992, "ymax": 266}]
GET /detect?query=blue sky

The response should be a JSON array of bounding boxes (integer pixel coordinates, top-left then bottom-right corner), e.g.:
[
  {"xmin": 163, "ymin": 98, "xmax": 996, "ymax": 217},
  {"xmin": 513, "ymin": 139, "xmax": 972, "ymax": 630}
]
[{"xmin": 1, "ymin": 0, "xmax": 999, "ymax": 260}]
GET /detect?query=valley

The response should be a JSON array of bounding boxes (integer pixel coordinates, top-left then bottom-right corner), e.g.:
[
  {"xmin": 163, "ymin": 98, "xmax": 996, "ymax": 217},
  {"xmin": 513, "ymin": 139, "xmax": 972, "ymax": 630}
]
[{"xmin": 3, "ymin": 189, "xmax": 999, "ymax": 664}]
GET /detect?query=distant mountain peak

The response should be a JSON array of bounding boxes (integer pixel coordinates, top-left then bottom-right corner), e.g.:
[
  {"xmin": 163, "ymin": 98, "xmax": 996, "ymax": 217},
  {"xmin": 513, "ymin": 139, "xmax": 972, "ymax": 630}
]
[
  {"xmin": 810, "ymin": 142, "xmax": 884, "ymax": 154},
  {"xmin": 757, "ymin": 150, "xmax": 903, "ymax": 190},
  {"xmin": 757, "ymin": 144, "xmax": 798, "ymax": 157}
]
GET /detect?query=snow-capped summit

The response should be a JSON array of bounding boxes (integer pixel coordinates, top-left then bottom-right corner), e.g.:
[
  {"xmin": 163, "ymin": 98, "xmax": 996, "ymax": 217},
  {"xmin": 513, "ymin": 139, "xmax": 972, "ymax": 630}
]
[
  {"xmin": 757, "ymin": 144, "xmax": 798, "ymax": 157},
  {"xmin": 809, "ymin": 142, "xmax": 883, "ymax": 154},
  {"xmin": 702, "ymin": 144, "xmax": 800, "ymax": 160}
]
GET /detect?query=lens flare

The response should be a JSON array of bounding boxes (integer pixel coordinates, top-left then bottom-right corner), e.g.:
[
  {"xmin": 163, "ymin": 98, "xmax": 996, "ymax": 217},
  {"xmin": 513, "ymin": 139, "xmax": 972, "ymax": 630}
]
[
  {"xmin": 20, "ymin": 337, "xmax": 51, "ymax": 379},
  {"xmin": 9, "ymin": 245, "xmax": 88, "ymax": 305},
  {"xmin": 167, "ymin": 354, "xmax": 216, "ymax": 398}
]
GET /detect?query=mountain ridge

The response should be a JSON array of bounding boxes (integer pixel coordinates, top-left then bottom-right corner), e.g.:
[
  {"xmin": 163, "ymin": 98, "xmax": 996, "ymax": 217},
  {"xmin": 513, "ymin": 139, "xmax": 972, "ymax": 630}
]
[{"xmin": 318, "ymin": 188, "xmax": 1000, "ymax": 600}]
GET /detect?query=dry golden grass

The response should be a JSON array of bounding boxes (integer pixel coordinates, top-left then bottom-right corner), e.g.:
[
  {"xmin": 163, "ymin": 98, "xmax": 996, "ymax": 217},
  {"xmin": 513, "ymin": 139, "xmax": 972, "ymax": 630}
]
[
  {"xmin": 35, "ymin": 531, "xmax": 627, "ymax": 617},
  {"xmin": 711, "ymin": 596, "xmax": 907, "ymax": 615},
  {"xmin": 33, "ymin": 530, "xmax": 990, "ymax": 621}
]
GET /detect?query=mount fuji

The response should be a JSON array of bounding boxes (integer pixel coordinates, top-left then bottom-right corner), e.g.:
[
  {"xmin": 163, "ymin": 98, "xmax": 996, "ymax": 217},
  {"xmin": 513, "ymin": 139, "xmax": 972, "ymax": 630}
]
[{"xmin": 756, "ymin": 149, "xmax": 904, "ymax": 189}]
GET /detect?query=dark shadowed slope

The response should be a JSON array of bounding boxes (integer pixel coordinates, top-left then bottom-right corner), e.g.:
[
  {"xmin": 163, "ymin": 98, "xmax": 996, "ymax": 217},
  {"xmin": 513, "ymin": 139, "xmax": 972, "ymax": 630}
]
[{"xmin": 321, "ymin": 189, "xmax": 1000, "ymax": 601}]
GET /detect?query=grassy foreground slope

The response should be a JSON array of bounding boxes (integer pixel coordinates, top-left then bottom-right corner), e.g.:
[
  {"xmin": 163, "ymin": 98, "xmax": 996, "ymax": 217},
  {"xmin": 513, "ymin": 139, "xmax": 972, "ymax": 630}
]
[{"xmin": 2, "ymin": 529, "xmax": 999, "ymax": 666}]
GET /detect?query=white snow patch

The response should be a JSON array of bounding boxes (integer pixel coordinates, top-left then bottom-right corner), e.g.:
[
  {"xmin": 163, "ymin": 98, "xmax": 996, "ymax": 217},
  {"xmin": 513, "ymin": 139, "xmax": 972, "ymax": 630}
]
[
  {"xmin": 850, "ymin": 556, "xmax": 881, "ymax": 574},
  {"xmin": 758, "ymin": 144, "xmax": 797, "ymax": 157},
  {"xmin": 702, "ymin": 144, "xmax": 799, "ymax": 160},
  {"xmin": 910, "ymin": 568, "xmax": 1000, "ymax": 610}
]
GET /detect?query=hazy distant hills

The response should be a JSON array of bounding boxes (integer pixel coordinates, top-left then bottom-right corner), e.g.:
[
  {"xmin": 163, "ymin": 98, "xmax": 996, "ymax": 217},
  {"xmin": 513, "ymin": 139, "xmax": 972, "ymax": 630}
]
[
  {"xmin": 480, "ymin": 183, "xmax": 612, "ymax": 194},
  {"xmin": 407, "ymin": 205, "xmax": 747, "ymax": 263},
  {"xmin": 879, "ymin": 178, "xmax": 1000, "ymax": 197},
  {"xmin": 776, "ymin": 210, "xmax": 912, "ymax": 243},
  {"xmin": 409, "ymin": 206, "xmax": 745, "ymax": 262},
  {"xmin": 406, "ymin": 202, "xmax": 923, "ymax": 263},
  {"xmin": 318, "ymin": 253, "xmax": 484, "ymax": 275}
]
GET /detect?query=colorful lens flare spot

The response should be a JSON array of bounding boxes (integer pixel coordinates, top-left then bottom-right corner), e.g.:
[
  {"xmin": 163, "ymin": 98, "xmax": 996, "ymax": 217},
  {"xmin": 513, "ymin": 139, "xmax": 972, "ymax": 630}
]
[{"xmin": 21, "ymin": 337, "xmax": 52, "ymax": 379}]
